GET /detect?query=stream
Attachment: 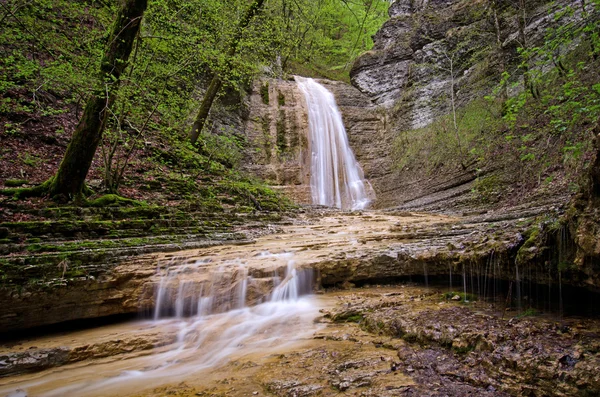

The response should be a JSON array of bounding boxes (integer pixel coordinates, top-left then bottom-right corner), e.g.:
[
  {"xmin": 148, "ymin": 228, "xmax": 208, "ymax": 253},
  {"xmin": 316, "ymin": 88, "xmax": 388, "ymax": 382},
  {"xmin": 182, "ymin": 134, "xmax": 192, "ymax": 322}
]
[{"xmin": 1, "ymin": 210, "xmax": 600, "ymax": 397}]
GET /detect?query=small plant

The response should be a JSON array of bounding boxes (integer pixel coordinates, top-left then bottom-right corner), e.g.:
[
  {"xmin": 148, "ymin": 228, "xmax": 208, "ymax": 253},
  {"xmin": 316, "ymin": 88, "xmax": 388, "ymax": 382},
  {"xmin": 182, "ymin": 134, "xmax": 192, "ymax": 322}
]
[
  {"xmin": 19, "ymin": 153, "xmax": 42, "ymax": 167},
  {"xmin": 260, "ymin": 82, "xmax": 269, "ymax": 104},
  {"xmin": 516, "ymin": 308, "xmax": 539, "ymax": 318},
  {"xmin": 443, "ymin": 291, "xmax": 477, "ymax": 303}
]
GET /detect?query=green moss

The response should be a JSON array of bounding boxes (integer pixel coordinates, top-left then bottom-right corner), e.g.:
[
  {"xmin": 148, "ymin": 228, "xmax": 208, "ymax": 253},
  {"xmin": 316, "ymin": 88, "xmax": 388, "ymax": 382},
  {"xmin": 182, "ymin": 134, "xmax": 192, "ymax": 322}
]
[
  {"xmin": 276, "ymin": 110, "xmax": 287, "ymax": 154},
  {"xmin": 260, "ymin": 81, "xmax": 269, "ymax": 104},
  {"xmin": 402, "ymin": 333, "xmax": 419, "ymax": 343},
  {"xmin": 516, "ymin": 226, "xmax": 541, "ymax": 264},
  {"xmin": 332, "ymin": 310, "xmax": 364, "ymax": 323},
  {"xmin": 472, "ymin": 174, "xmax": 503, "ymax": 204},
  {"xmin": 277, "ymin": 91, "xmax": 285, "ymax": 106},
  {"xmin": 4, "ymin": 179, "xmax": 28, "ymax": 187},
  {"xmin": 87, "ymin": 194, "xmax": 146, "ymax": 208},
  {"xmin": 516, "ymin": 308, "xmax": 539, "ymax": 318},
  {"xmin": 452, "ymin": 345, "xmax": 475, "ymax": 355},
  {"xmin": 442, "ymin": 291, "xmax": 477, "ymax": 303},
  {"xmin": 0, "ymin": 178, "xmax": 53, "ymax": 200}
]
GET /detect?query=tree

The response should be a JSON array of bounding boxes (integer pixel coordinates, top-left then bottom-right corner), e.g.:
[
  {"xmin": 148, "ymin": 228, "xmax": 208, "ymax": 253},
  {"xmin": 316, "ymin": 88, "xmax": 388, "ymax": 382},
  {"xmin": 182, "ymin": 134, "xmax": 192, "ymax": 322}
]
[
  {"xmin": 47, "ymin": 0, "xmax": 148, "ymax": 199},
  {"xmin": 188, "ymin": 0, "xmax": 266, "ymax": 146}
]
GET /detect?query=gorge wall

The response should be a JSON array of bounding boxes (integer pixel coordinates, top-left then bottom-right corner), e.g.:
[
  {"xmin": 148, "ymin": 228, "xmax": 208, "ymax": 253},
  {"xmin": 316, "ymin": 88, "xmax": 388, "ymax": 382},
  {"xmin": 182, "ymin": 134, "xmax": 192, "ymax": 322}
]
[
  {"xmin": 348, "ymin": 0, "xmax": 590, "ymax": 211},
  {"xmin": 244, "ymin": 0, "xmax": 594, "ymax": 212}
]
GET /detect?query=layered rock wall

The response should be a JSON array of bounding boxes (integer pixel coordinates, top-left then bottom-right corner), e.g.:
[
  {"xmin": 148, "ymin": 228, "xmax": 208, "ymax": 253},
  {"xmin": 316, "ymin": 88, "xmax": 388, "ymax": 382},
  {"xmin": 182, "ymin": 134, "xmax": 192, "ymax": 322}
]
[
  {"xmin": 346, "ymin": 0, "xmax": 591, "ymax": 209},
  {"xmin": 242, "ymin": 78, "xmax": 383, "ymax": 206}
]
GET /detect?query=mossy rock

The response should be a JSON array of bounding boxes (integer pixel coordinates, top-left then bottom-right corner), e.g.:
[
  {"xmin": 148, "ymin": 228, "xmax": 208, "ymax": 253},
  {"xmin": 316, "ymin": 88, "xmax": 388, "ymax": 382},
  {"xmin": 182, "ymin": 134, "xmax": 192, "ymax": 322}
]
[
  {"xmin": 332, "ymin": 310, "xmax": 364, "ymax": 323},
  {"xmin": 515, "ymin": 226, "xmax": 541, "ymax": 264},
  {"xmin": 87, "ymin": 194, "xmax": 147, "ymax": 208},
  {"xmin": 442, "ymin": 291, "xmax": 477, "ymax": 302}
]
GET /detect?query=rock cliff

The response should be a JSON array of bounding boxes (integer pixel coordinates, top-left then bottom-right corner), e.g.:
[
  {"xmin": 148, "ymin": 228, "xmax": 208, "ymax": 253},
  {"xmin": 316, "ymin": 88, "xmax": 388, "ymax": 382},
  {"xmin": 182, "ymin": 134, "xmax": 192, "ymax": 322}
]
[
  {"xmin": 242, "ymin": 78, "xmax": 383, "ymax": 207},
  {"xmin": 245, "ymin": 0, "xmax": 592, "ymax": 211},
  {"xmin": 348, "ymin": 0, "xmax": 592, "ymax": 210}
]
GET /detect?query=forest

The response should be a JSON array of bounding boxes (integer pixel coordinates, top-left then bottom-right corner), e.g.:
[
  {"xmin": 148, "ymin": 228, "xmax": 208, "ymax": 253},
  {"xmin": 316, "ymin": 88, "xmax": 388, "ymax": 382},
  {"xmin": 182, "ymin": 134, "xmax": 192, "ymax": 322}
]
[{"xmin": 0, "ymin": 0, "xmax": 388, "ymax": 209}]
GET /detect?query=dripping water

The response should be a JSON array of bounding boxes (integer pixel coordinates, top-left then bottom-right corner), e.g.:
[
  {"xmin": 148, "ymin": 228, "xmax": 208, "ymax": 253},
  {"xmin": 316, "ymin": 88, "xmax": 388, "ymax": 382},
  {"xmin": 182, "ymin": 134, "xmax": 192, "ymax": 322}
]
[{"xmin": 462, "ymin": 263, "xmax": 468, "ymax": 302}]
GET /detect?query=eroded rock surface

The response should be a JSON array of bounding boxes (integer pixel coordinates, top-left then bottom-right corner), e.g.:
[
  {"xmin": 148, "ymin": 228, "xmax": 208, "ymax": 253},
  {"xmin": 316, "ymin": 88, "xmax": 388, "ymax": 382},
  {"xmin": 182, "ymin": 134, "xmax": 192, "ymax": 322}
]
[
  {"xmin": 3, "ymin": 203, "xmax": 583, "ymax": 334},
  {"xmin": 326, "ymin": 287, "xmax": 600, "ymax": 396}
]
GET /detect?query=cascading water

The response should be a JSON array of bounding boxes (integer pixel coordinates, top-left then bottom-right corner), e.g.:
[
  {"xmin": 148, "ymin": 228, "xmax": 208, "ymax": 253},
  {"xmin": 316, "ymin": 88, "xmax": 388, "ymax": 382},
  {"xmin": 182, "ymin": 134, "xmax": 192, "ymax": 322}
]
[
  {"xmin": 1, "ymin": 252, "xmax": 318, "ymax": 397},
  {"xmin": 295, "ymin": 76, "xmax": 372, "ymax": 210}
]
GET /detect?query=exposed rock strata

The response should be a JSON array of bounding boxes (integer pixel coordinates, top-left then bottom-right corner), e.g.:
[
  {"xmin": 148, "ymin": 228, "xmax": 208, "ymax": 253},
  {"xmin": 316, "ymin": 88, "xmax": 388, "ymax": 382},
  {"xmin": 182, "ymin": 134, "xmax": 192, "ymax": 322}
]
[
  {"xmin": 242, "ymin": 78, "xmax": 381, "ymax": 207},
  {"xmin": 327, "ymin": 287, "xmax": 600, "ymax": 396},
  {"xmin": 3, "ymin": 206, "xmax": 573, "ymax": 334},
  {"xmin": 344, "ymin": 0, "xmax": 591, "ymax": 209}
]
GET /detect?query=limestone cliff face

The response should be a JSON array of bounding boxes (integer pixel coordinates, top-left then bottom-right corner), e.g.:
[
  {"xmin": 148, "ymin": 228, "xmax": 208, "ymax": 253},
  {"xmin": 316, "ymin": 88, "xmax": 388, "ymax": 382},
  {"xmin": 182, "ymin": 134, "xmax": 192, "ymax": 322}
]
[
  {"xmin": 242, "ymin": 79, "xmax": 312, "ymax": 204},
  {"xmin": 347, "ymin": 0, "xmax": 590, "ymax": 209},
  {"xmin": 242, "ymin": 78, "xmax": 383, "ymax": 206}
]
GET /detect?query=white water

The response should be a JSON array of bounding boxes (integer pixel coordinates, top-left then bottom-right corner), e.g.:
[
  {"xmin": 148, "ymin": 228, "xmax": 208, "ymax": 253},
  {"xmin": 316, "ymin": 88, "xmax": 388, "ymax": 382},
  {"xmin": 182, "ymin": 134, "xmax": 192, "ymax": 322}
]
[
  {"xmin": 295, "ymin": 76, "xmax": 372, "ymax": 210},
  {"xmin": 0, "ymin": 253, "xmax": 318, "ymax": 397}
]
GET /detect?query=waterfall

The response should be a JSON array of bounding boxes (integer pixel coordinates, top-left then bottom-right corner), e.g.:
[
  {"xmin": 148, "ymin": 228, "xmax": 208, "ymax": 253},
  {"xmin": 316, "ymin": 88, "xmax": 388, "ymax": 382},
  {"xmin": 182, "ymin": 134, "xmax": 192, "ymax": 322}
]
[
  {"xmin": 152, "ymin": 253, "xmax": 314, "ymax": 319},
  {"xmin": 295, "ymin": 76, "xmax": 372, "ymax": 210}
]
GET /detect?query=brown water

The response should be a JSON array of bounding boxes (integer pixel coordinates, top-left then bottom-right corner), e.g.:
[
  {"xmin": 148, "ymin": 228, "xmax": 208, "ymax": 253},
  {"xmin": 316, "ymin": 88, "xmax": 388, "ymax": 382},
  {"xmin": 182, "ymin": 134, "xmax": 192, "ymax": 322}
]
[{"xmin": 0, "ymin": 297, "xmax": 325, "ymax": 397}]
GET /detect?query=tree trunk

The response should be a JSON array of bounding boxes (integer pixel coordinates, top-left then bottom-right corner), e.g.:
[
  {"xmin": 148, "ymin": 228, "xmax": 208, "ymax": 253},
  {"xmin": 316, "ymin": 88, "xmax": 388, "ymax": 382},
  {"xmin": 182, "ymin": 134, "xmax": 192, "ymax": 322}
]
[
  {"xmin": 491, "ymin": 0, "xmax": 508, "ymax": 99},
  {"xmin": 49, "ymin": 0, "xmax": 148, "ymax": 199},
  {"xmin": 189, "ymin": 76, "xmax": 223, "ymax": 145},
  {"xmin": 188, "ymin": 0, "xmax": 266, "ymax": 145}
]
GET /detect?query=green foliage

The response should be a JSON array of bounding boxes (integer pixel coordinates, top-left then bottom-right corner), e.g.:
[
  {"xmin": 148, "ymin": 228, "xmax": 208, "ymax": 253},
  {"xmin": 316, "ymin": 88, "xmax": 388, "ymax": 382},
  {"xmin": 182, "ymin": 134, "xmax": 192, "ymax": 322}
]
[
  {"xmin": 19, "ymin": 152, "xmax": 42, "ymax": 167},
  {"xmin": 266, "ymin": 0, "xmax": 389, "ymax": 80},
  {"xmin": 0, "ymin": 0, "xmax": 110, "ymax": 113},
  {"xmin": 198, "ymin": 131, "xmax": 245, "ymax": 169},
  {"xmin": 393, "ymin": 99, "xmax": 505, "ymax": 172},
  {"xmin": 260, "ymin": 82, "xmax": 270, "ymax": 104}
]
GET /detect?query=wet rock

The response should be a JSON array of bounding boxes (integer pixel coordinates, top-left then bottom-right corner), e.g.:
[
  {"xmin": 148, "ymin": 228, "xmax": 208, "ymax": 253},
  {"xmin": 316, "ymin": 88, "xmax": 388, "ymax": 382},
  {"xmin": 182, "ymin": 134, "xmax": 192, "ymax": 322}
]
[{"xmin": 331, "ymin": 287, "xmax": 600, "ymax": 396}]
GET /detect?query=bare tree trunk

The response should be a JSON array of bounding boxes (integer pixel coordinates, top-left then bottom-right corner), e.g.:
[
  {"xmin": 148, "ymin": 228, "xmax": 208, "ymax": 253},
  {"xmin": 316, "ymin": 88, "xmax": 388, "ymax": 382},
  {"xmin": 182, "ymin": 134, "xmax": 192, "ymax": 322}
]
[
  {"xmin": 492, "ymin": 1, "xmax": 501, "ymax": 47},
  {"xmin": 189, "ymin": 76, "xmax": 224, "ymax": 145},
  {"xmin": 188, "ymin": 0, "xmax": 266, "ymax": 145},
  {"xmin": 49, "ymin": 0, "xmax": 147, "ymax": 199}
]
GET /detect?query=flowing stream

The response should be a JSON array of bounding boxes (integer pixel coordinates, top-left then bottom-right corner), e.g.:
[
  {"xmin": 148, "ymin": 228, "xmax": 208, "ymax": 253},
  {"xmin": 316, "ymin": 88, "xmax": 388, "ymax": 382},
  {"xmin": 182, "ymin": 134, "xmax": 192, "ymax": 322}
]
[
  {"xmin": 2, "ymin": 211, "xmax": 600, "ymax": 396},
  {"xmin": 0, "ymin": 253, "xmax": 320, "ymax": 397},
  {"xmin": 295, "ymin": 76, "xmax": 372, "ymax": 210}
]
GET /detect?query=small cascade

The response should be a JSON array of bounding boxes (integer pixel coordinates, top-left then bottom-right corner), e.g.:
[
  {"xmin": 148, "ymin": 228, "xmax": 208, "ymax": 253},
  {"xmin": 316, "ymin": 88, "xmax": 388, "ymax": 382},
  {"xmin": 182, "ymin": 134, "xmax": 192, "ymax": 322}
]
[
  {"xmin": 295, "ymin": 76, "xmax": 372, "ymax": 210},
  {"xmin": 10, "ymin": 253, "xmax": 319, "ymax": 397},
  {"xmin": 152, "ymin": 253, "xmax": 314, "ymax": 319}
]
